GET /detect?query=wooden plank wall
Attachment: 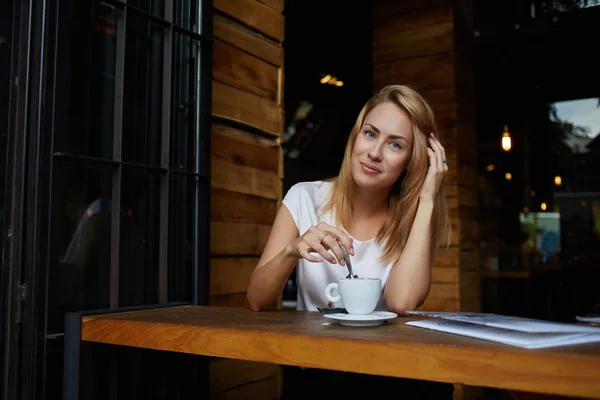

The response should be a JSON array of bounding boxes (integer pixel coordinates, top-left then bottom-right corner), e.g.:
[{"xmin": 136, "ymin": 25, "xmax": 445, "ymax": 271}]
[
  {"xmin": 209, "ymin": 0, "xmax": 285, "ymax": 398},
  {"xmin": 371, "ymin": 0, "xmax": 480, "ymax": 313}
]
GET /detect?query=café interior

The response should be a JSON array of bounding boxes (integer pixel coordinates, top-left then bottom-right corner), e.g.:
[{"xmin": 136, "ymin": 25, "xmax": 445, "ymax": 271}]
[{"xmin": 1, "ymin": 0, "xmax": 599, "ymax": 399}]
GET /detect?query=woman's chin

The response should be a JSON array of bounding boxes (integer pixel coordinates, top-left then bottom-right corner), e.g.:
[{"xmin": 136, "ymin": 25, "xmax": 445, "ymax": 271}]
[{"xmin": 352, "ymin": 172, "xmax": 386, "ymax": 190}]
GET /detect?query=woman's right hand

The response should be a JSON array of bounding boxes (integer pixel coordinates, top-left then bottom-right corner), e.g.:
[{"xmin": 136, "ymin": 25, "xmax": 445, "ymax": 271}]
[{"xmin": 289, "ymin": 222, "xmax": 354, "ymax": 265}]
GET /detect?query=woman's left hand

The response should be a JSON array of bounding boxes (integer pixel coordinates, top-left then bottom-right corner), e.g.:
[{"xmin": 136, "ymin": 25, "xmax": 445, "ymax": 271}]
[{"xmin": 419, "ymin": 133, "xmax": 448, "ymax": 202}]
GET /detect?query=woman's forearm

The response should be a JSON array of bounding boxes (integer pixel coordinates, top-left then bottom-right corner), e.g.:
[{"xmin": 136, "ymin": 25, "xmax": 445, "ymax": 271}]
[
  {"xmin": 247, "ymin": 243, "xmax": 299, "ymax": 311},
  {"xmin": 384, "ymin": 200, "xmax": 434, "ymax": 314}
]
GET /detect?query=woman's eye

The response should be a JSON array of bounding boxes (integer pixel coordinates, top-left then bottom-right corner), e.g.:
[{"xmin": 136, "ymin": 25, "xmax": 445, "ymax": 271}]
[
  {"xmin": 390, "ymin": 142, "xmax": 401, "ymax": 150},
  {"xmin": 365, "ymin": 130, "xmax": 376, "ymax": 139}
]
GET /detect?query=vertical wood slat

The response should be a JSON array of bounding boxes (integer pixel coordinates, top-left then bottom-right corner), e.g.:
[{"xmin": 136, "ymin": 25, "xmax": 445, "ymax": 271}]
[
  {"xmin": 209, "ymin": 0, "xmax": 285, "ymax": 397},
  {"xmin": 371, "ymin": 0, "xmax": 480, "ymax": 315},
  {"xmin": 110, "ymin": 7, "xmax": 127, "ymax": 309},
  {"xmin": 158, "ymin": 0, "xmax": 173, "ymax": 304}
]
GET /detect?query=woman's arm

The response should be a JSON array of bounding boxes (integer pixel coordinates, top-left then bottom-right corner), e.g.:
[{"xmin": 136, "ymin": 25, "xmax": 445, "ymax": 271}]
[
  {"xmin": 247, "ymin": 205, "xmax": 300, "ymax": 311},
  {"xmin": 247, "ymin": 205, "xmax": 355, "ymax": 311},
  {"xmin": 383, "ymin": 200, "xmax": 434, "ymax": 314},
  {"xmin": 384, "ymin": 133, "xmax": 448, "ymax": 314}
]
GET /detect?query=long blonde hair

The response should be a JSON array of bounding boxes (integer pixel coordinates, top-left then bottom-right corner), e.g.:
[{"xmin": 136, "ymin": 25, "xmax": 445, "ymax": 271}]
[{"xmin": 321, "ymin": 85, "xmax": 452, "ymax": 263}]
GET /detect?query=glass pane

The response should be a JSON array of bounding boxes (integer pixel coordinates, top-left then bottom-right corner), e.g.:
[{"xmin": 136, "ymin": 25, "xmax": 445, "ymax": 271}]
[
  {"xmin": 119, "ymin": 167, "xmax": 161, "ymax": 307},
  {"xmin": 57, "ymin": 1, "xmax": 119, "ymax": 159},
  {"xmin": 174, "ymin": 0, "xmax": 197, "ymax": 32},
  {"xmin": 167, "ymin": 173, "xmax": 198, "ymax": 302},
  {"xmin": 128, "ymin": 0, "xmax": 166, "ymax": 20},
  {"xmin": 47, "ymin": 160, "xmax": 113, "ymax": 334},
  {"xmin": 171, "ymin": 33, "xmax": 200, "ymax": 172},
  {"xmin": 122, "ymin": 15, "xmax": 164, "ymax": 167}
]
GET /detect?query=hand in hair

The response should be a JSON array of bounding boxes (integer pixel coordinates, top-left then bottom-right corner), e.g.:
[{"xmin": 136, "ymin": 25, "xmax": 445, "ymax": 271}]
[{"xmin": 419, "ymin": 132, "xmax": 448, "ymax": 203}]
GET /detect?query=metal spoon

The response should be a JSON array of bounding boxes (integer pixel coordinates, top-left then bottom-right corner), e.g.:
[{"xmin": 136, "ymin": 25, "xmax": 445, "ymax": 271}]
[{"xmin": 338, "ymin": 242, "xmax": 358, "ymax": 279}]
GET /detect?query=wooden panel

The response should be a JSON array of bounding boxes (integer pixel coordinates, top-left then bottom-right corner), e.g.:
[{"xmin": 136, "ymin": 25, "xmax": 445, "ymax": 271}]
[
  {"xmin": 211, "ymin": 188, "xmax": 277, "ymax": 224},
  {"xmin": 432, "ymin": 267, "xmax": 459, "ymax": 283},
  {"xmin": 211, "ymin": 377, "xmax": 279, "ymax": 400},
  {"xmin": 210, "ymin": 359, "xmax": 279, "ymax": 394},
  {"xmin": 211, "ymin": 156, "xmax": 281, "ymax": 200},
  {"xmin": 256, "ymin": 0, "xmax": 284, "ymax": 12},
  {"xmin": 214, "ymin": 0, "xmax": 283, "ymax": 41},
  {"xmin": 433, "ymin": 246, "xmax": 459, "ymax": 265},
  {"xmin": 210, "ymin": 257, "xmax": 259, "ymax": 295},
  {"xmin": 213, "ymin": 80, "xmax": 282, "ymax": 138},
  {"xmin": 460, "ymin": 248, "xmax": 480, "ymax": 271},
  {"xmin": 458, "ymin": 186, "xmax": 479, "ymax": 207},
  {"xmin": 214, "ymin": 13, "xmax": 282, "ymax": 66},
  {"xmin": 457, "ymin": 164, "xmax": 478, "ymax": 189},
  {"xmin": 210, "ymin": 293, "xmax": 278, "ymax": 309},
  {"xmin": 373, "ymin": 53, "xmax": 455, "ymax": 93},
  {"xmin": 373, "ymin": 22, "xmax": 454, "ymax": 62},
  {"xmin": 373, "ymin": 6, "xmax": 452, "ymax": 33},
  {"xmin": 459, "ymin": 269, "xmax": 480, "ymax": 297},
  {"xmin": 372, "ymin": 0, "xmax": 451, "ymax": 22},
  {"xmin": 210, "ymin": 293, "xmax": 249, "ymax": 307},
  {"xmin": 213, "ymin": 39, "xmax": 278, "ymax": 101},
  {"xmin": 428, "ymin": 282, "xmax": 459, "ymax": 299},
  {"xmin": 212, "ymin": 123, "xmax": 280, "ymax": 172},
  {"xmin": 459, "ymin": 218, "xmax": 479, "ymax": 250},
  {"xmin": 419, "ymin": 296, "xmax": 459, "ymax": 311},
  {"xmin": 210, "ymin": 221, "xmax": 271, "ymax": 255}
]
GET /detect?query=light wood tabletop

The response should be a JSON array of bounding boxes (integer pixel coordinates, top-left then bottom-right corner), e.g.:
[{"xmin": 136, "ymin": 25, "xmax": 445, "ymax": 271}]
[{"xmin": 80, "ymin": 305, "xmax": 600, "ymax": 399}]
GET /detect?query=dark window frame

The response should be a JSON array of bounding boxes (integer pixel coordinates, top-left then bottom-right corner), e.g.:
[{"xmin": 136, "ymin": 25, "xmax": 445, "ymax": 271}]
[{"xmin": 1, "ymin": 0, "xmax": 213, "ymax": 398}]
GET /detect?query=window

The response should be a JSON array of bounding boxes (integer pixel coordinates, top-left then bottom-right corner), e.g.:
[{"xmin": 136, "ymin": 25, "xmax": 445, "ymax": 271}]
[
  {"xmin": 46, "ymin": 0, "xmax": 211, "ymax": 332},
  {"xmin": 4, "ymin": 0, "xmax": 211, "ymax": 397}
]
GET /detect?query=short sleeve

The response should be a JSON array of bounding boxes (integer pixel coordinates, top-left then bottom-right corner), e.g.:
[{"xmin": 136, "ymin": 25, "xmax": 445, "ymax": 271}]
[{"xmin": 281, "ymin": 183, "xmax": 303, "ymax": 231}]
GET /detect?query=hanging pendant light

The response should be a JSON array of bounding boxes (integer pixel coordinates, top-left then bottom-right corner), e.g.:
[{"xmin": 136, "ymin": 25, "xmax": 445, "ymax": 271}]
[{"xmin": 501, "ymin": 124, "xmax": 512, "ymax": 151}]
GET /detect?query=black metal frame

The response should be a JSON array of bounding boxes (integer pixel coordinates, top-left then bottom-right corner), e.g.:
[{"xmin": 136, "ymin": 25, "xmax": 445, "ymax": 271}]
[
  {"xmin": 2, "ymin": 0, "xmax": 213, "ymax": 398},
  {"xmin": 62, "ymin": 302, "xmax": 191, "ymax": 400}
]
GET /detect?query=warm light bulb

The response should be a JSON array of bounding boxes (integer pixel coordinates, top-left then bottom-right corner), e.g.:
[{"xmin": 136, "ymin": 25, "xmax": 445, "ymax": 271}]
[
  {"xmin": 501, "ymin": 125, "xmax": 512, "ymax": 151},
  {"xmin": 486, "ymin": 164, "xmax": 495, "ymax": 171},
  {"xmin": 554, "ymin": 176, "xmax": 562, "ymax": 186},
  {"xmin": 541, "ymin": 202, "xmax": 547, "ymax": 211},
  {"xmin": 505, "ymin": 172, "xmax": 512, "ymax": 180},
  {"xmin": 320, "ymin": 74, "xmax": 332, "ymax": 84}
]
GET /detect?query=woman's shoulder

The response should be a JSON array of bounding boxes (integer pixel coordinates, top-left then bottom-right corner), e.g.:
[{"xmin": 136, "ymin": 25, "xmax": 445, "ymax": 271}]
[{"xmin": 285, "ymin": 180, "xmax": 333, "ymax": 201}]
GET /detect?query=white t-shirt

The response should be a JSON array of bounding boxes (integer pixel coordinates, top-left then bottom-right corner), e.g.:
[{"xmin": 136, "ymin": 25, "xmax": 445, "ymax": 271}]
[{"xmin": 281, "ymin": 180, "xmax": 395, "ymax": 312}]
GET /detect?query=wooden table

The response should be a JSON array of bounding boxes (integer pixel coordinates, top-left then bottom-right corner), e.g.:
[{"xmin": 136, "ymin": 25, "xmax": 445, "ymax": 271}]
[{"xmin": 63, "ymin": 304, "xmax": 600, "ymax": 399}]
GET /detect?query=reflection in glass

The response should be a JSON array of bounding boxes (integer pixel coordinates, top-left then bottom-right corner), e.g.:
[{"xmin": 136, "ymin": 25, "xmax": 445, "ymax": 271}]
[
  {"xmin": 122, "ymin": 15, "xmax": 164, "ymax": 167},
  {"xmin": 119, "ymin": 167, "xmax": 161, "ymax": 307},
  {"xmin": 127, "ymin": 0, "xmax": 166, "ymax": 19},
  {"xmin": 47, "ymin": 161, "xmax": 112, "ymax": 333},
  {"xmin": 168, "ymin": 174, "xmax": 200, "ymax": 302},
  {"xmin": 174, "ymin": 0, "xmax": 197, "ymax": 32},
  {"xmin": 60, "ymin": 1, "xmax": 119, "ymax": 159}
]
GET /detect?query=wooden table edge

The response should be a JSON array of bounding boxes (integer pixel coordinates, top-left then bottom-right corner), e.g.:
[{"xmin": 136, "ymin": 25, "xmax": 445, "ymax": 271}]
[{"xmin": 80, "ymin": 312, "xmax": 600, "ymax": 399}]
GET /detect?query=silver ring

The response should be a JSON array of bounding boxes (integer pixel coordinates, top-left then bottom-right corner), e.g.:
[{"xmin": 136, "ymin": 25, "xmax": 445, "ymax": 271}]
[{"xmin": 442, "ymin": 158, "xmax": 447, "ymax": 163}]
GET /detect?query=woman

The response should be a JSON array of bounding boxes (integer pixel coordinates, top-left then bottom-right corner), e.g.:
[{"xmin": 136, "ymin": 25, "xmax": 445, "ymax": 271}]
[{"xmin": 247, "ymin": 85, "xmax": 453, "ymax": 398}]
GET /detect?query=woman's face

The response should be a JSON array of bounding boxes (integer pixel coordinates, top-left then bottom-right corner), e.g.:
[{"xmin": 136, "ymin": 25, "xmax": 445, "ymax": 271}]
[{"xmin": 351, "ymin": 102, "xmax": 414, "ymax": 190}]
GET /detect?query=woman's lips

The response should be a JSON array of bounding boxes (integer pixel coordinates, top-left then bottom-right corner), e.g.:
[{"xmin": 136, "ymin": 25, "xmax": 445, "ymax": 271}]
[{"xmin": 361, "ymin": 163, "xmax": 381, "ymax": 173}]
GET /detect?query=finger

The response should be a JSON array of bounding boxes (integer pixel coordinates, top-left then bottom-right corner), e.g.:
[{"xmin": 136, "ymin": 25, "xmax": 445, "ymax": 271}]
[
  {"xmin": 429, "ymin": 135, "xmax": 443, "ymax": 171},
  {"xmin": 427, "ymin": 147, "xmax": 438, "ymax": 173},
  {"xmin": 322, "ymin": 235, "xmax": 346, "ymax": 265},
  {"xmin": 298, "ymin": 247, "xmax": 324, "ymax": 263},
  {"xmin": 307, "ymin": 240, "xmax": 337, "ymax": 264},
  {"xmin": 317, "ymin": 222, "xmax": 354, "ymax": 255},
  {"xmin": 435, "ymin": 135, "xmax": 448, "ymax": 171}
]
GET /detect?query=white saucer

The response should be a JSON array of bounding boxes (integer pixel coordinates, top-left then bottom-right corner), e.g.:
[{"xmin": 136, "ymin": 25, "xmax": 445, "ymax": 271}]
[{"xmin": 323, "ymin": 311, "xmax": 398, "ymax": 327}]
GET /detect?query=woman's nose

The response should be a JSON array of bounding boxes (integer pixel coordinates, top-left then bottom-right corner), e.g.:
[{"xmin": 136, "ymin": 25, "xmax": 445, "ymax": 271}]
[{"xmin": 368, "ymin": 144, "xmax": 383, "ymax": 161}]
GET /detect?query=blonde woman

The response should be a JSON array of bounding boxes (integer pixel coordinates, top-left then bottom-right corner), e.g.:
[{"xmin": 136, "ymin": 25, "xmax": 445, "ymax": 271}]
[{"xmin": 247, "ymin": 85, "xmax": 453, "ymax": 398}]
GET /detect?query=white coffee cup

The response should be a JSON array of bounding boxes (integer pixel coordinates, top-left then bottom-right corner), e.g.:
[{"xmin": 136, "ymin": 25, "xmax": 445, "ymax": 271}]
[{"xmin": 324, "ymin": 278, "xmax": 381, "ymax": 315}]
